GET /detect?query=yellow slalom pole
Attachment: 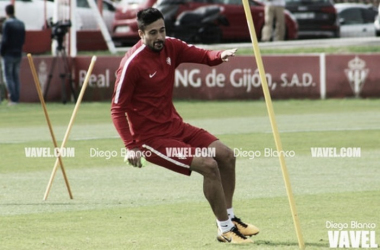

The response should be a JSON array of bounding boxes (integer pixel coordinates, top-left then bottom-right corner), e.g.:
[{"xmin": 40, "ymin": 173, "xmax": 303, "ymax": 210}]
[
  {"xmin": 43, "ymin": 56, "xmax": 97, "ymax": 201},
  {"xmin": 27, "ymin": 53, "xmax": 73, "ymax": 199},
  {"xmin": 241, "ymin": 1, "xmax": 305, "ymax": 249}
]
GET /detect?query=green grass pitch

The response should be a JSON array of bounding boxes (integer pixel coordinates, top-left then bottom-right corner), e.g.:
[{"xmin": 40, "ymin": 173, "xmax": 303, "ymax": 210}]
[{"xmin": 0, "ymin": 99, "xmax": 379, "ymax": 249}]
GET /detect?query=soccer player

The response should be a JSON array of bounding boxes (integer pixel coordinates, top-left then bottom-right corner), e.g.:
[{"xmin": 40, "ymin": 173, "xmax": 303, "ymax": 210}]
[{"xmin": 111, "ymin": 7, "xmax": 259, "ymax": 244}]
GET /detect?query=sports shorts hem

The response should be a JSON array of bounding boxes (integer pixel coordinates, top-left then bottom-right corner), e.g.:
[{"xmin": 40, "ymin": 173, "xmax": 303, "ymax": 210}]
[{"xmin": 140, "ymin": 124, "xmax": 217, "ymax": 176}]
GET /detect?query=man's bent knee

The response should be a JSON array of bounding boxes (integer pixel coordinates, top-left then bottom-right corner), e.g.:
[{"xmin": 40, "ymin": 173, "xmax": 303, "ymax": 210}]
[
  {"xmin": 211, "ymin": 142, "xmax": 236, "ymax": 168},
  {"xmin": 222, "ymin": 147, "xmax": 236, "ymax": 165},
  {"xmin": 218, "ymin": 148, "xmax": 236, "ymax": 172},
  {"xmin": 191, "ymin": 157, "xmax": 220, "ymax": 178}
]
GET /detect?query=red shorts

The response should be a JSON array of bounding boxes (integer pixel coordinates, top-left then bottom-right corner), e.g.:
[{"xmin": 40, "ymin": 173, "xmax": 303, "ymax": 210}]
[{"xmin": 140, "ymin": 123, "xmax": 218, "ymax": 176}]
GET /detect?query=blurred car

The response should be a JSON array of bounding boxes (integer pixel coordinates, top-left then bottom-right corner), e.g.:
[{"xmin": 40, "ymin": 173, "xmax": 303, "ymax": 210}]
[
  {"xmin": 0, "ymin": 0, "xmax": 115, "ymax": 32},
  {"xmin": 335, "ymin": 3, "xmax": 378, "ymax": 38},
  {"xmin": 284, "ymin": 0, "xmax": 339, "ymax": 38},
  {"xmin": 112, "ymin": 0, "xmax": 156, "ymax": 41},
  {"xmin": 75, "ymin": 0, "xmax": 116, "ymax": 32},
  {"xmin": 112, "ymin": 0, "xmax": 298, "ymax": 45},
  {"xmin": 376, "ymin": 4, "xmax": 380, "ymax": 36},
  {"xmin": 375, "ymin": 14, "xmax": 380, "ymax": 36},
  {"xmin": 113, "ymin": 0, "xmax": 156, "ymax": 21}
]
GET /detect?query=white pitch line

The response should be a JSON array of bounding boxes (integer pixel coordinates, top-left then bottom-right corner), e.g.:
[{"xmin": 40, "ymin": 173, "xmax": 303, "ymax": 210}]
[{"xmin": 1, "ymin": 127, "xmax": 378, "ymax": 144}]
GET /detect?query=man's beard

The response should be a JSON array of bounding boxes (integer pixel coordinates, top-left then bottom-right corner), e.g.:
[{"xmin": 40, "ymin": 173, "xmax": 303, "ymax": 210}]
[{"xmin": 150, "ymin": 40, "xmax": 164, "ymax": 52}]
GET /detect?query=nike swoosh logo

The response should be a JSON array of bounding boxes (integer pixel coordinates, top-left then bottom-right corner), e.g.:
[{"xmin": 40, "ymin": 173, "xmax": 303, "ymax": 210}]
[
  {"xmin": 221, "ymin": 235, "xmax": 232, "ymax": 242},
  {"xmin": 149, "ymin": 71, "xmax": 157, "ymax": 78}
]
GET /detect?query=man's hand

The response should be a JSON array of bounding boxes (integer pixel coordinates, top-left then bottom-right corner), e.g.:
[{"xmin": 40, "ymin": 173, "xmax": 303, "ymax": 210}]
[
  {"xmin": 124, "ymin": 148, "xmax": 143, "ymax": 168},
  {"xmin": 221, "ymin": 48, "xmax": 238, "ymax": 62}
]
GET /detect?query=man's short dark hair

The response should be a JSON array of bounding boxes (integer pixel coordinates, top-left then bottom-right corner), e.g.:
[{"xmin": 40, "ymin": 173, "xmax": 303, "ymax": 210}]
[
  {"xmin": 137, "ymin": 8, "xmax": 164, "ymax": 31},
  {"xmin": 5, "ymin": 4, "xmax": 14, "ymax": 16}
]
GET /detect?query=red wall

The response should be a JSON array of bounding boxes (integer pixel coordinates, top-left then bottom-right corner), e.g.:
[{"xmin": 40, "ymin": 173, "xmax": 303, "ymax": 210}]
[
  {"xmin": 19, "ymin": 54, "xmax": 380, "ymax": 102},
  {"xmin": 23, "ymin": 30, "xmax": 52, "ymax": 54},
  {"xmin": 22, "ymin": 30, "xmax": 107, "ymax": 55}
]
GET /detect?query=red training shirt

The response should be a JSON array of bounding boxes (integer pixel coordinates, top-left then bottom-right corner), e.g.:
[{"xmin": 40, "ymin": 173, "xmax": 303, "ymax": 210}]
[{"xmin": 111, "ymin": 37, "xmax": 223, "ymax": 149}]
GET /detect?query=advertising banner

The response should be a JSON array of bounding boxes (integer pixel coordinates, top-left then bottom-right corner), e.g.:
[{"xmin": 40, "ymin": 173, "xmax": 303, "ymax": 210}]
[
  {"xmin": 173, "ymin": 55, "xmax": 320, "ymax": 100},
  {"xmin": 75, "ymin": 56, "xmax": 117, "ymax": 101},
  {"xmin": 19, "ymin": 56, "xmax": 71, "ymax": 103},
  {"xmin": 325, "ymin": 54, "xmax": 380, "ymax": 98},
  {"xmin": 18, "ymin": 54, "xmax": 380, "ymax": 102}
]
